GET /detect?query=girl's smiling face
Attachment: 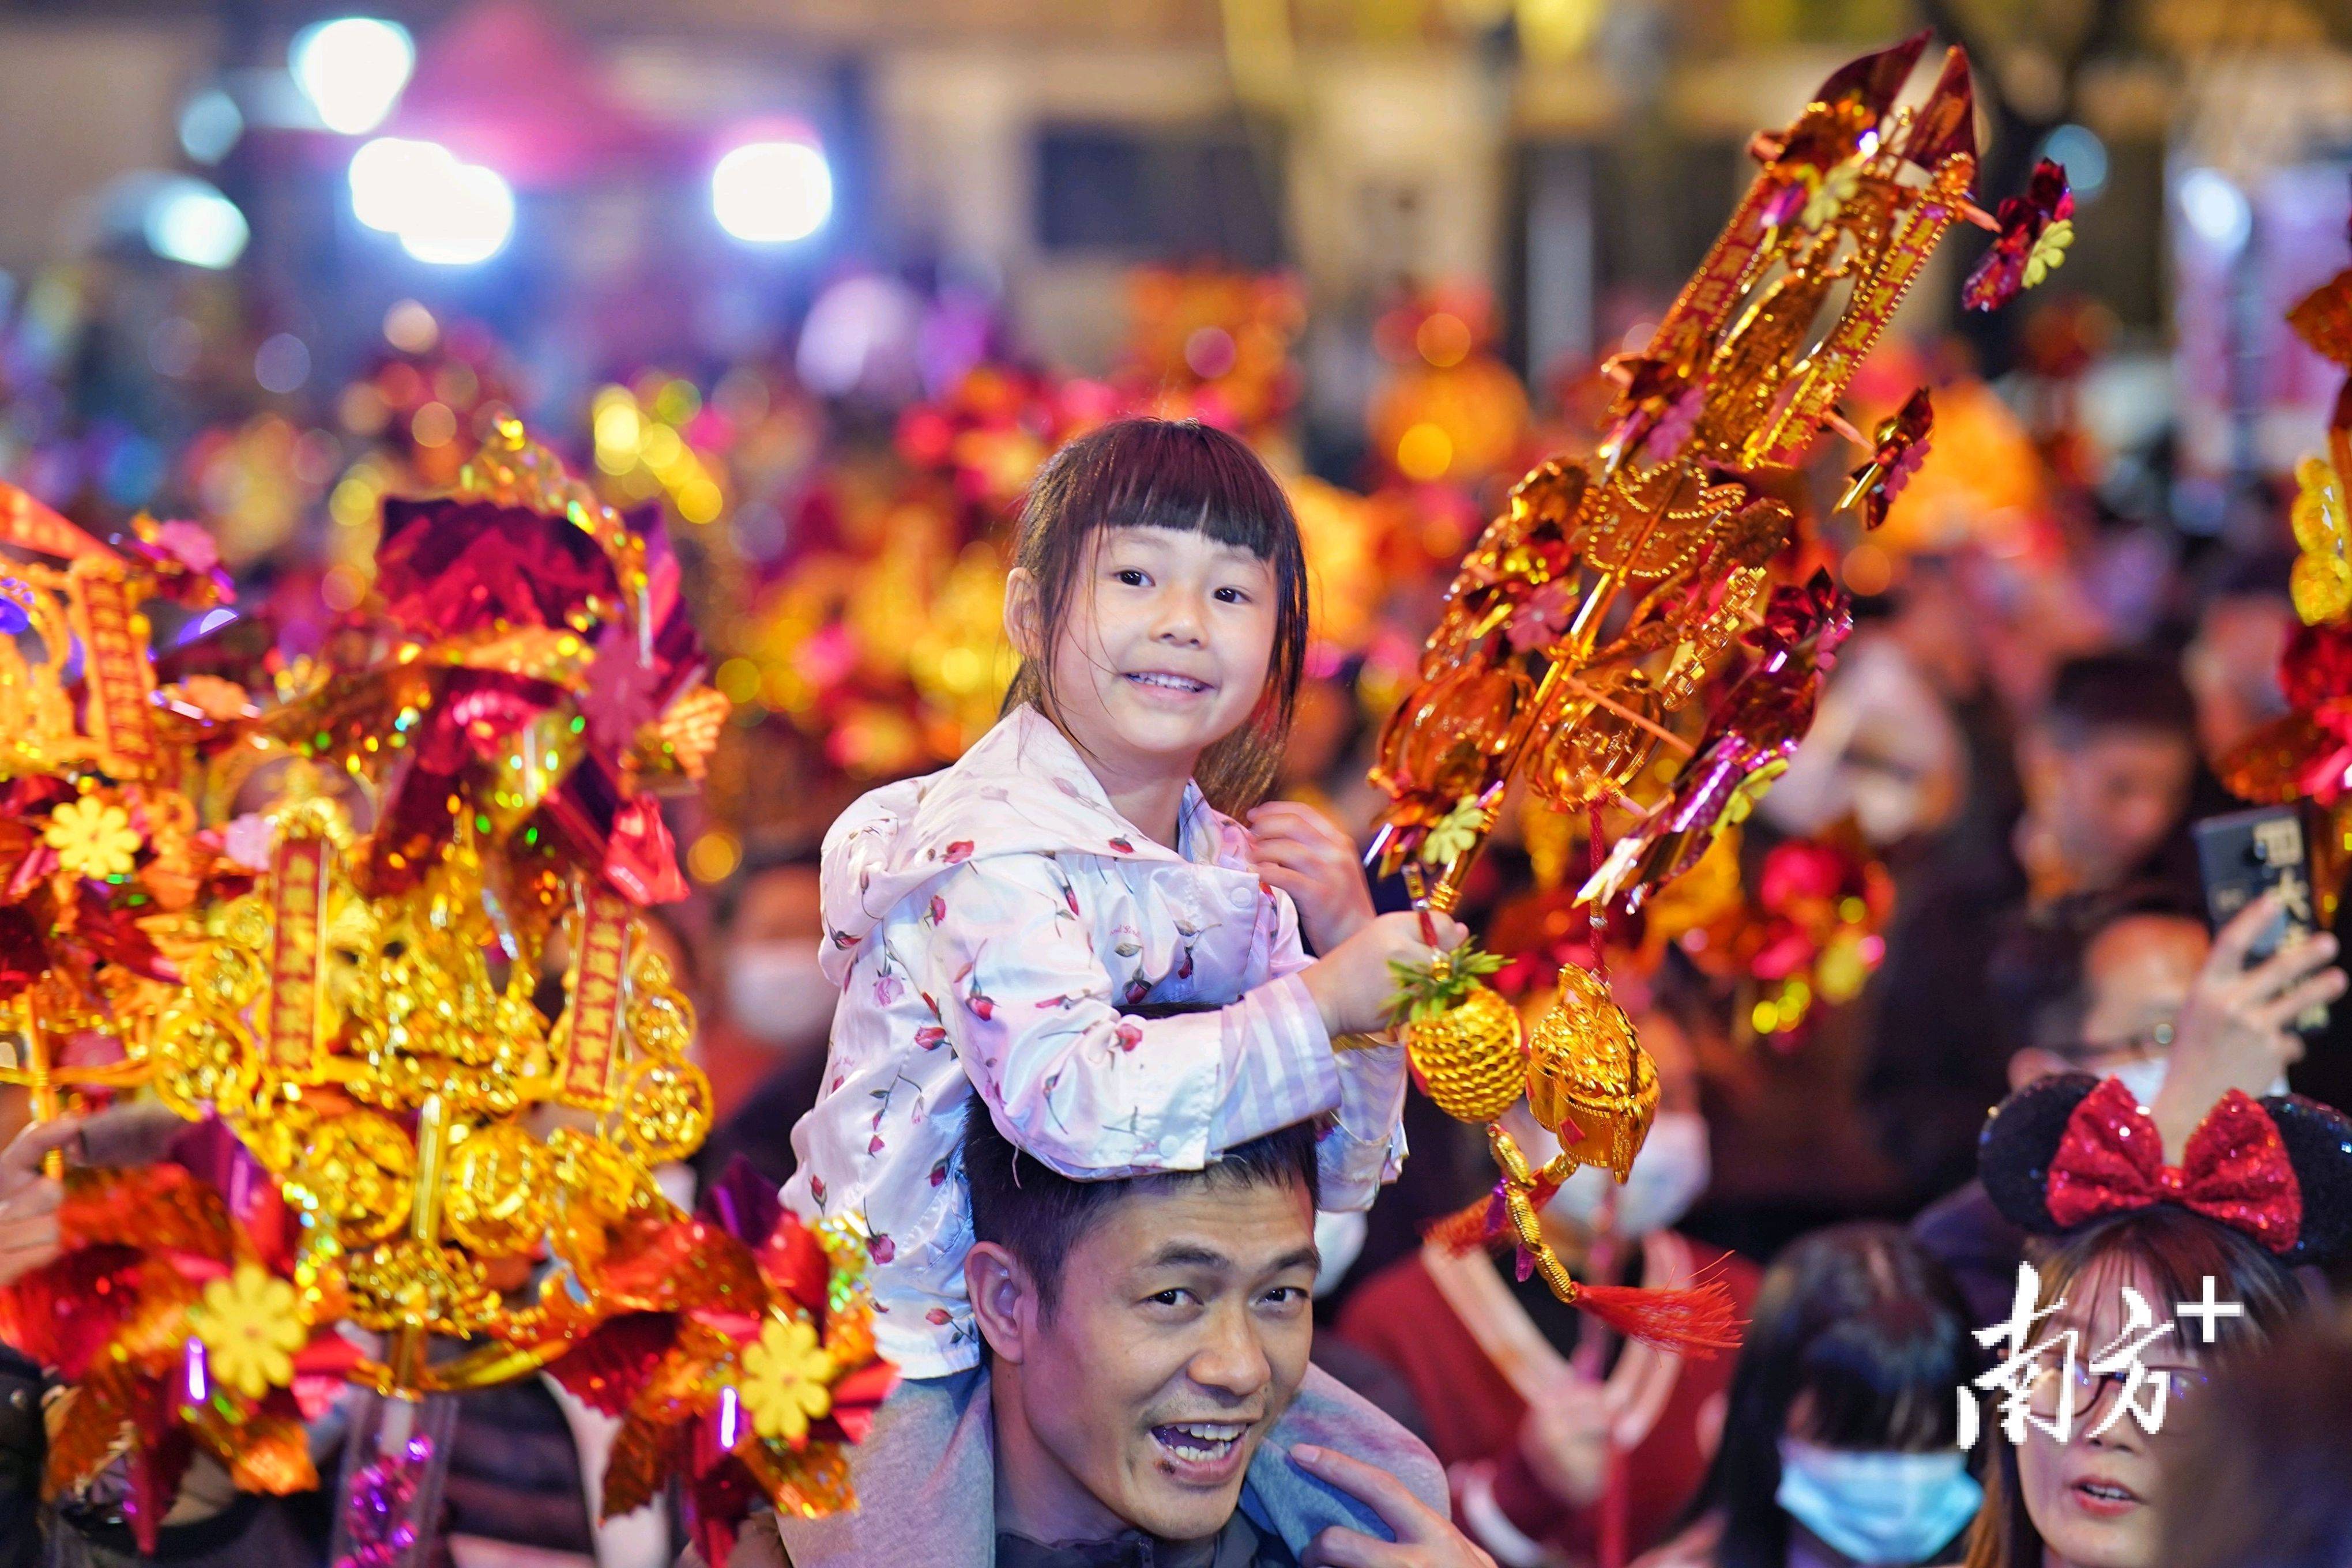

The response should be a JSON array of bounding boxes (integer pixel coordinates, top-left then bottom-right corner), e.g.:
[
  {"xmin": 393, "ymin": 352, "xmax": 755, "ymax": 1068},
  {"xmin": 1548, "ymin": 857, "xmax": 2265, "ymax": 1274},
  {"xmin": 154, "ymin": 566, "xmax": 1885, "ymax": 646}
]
[{"xmin": 1010, "ymin": 525, "xmax": 1278, "ymax": 802}]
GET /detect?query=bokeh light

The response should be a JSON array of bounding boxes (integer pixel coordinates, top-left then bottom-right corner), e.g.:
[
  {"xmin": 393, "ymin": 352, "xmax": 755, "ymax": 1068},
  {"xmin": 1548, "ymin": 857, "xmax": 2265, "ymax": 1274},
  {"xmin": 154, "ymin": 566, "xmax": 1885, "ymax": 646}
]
[
  {"xmin": 1396, "ymin": 422, "xmax": 1453, "ymax": 482},
  {"xmin": 177, "ymin": 88, "xmax": 243, "ymax": 164},
  {"xmin": 712, "ymin": 140, "xmax": 833, "ymax": 244},
  {"xmin": 254, "ymin": 333, "xmax": 311, "ymax": 394},
  {"xmin": 2179, "ymin": 168, "xmax": 2251, "ymax": 254},
  {"xmin": 349, "ymin": 140, "xmax": 514, "ymax": 265},
  {"xmin": 291, "ymin": 17, "xmax": 415, "ymax": 135},
  {"xmin": 2040, "ymin": 124, "xmax": 2108, "ymax": 202},
  {"xmin": 144, "ymin": 176, "xmax": 249, "ymax": 270}
]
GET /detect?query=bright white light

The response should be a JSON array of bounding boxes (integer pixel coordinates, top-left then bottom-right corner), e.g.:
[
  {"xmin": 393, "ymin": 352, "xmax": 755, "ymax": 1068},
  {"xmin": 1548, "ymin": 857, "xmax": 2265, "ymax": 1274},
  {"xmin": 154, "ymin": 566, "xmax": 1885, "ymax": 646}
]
[
  {"xmin": 178, "ymin": 88, "xmax": 243, "ymax": 164},
  {"xmin": 349, "ymin": 139, "xmax": 513, "ymax": 264},
  {"xmin": 397, "ymin": 161, "xmax": 514, "ymax": 265},
  {"xmin": 291, "ymin": 17, "xmax": 415, "ymax": 135},
  {"xmin": 712, "ymin": 141, "xmax": 833, "ymax": 244},
  {"xmin": 2041, "ymin": 124, "xmax": 2108, "ymax": 201},
  {"xmin": 2180, "ymin": 168, "xmax": 2251, "ymax": 254},
  {"xmin": 349, "ymin": 137, "xmax": 454, "ymax": 232},
  {"xmin": 144, "ymin": 177, "xmax": 249, "ymax": 269}
]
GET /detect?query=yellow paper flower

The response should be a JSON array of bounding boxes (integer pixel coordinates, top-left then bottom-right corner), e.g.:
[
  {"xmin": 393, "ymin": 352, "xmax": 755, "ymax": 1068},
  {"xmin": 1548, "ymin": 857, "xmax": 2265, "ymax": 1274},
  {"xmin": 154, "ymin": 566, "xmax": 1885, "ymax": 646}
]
[
  {"xmin": 195, "ymin": 1262, "xmax": 307, "ymax": 1400},
  {"xmin": 1801, "ymin": 163, "xmax": 1862, "ymax": 231},
  {"xmin": 1420, "ymin": 797, "xmax": 1488, "ymax": 867},
  {"xmin": 44, "ymin": 797, "xmax": 141, "ymax": 880},
  {"xmin": 739, "ymin": 1316, "xmax": 837, "ymax": 1446},
  {"xmin": 2022, "ymin": 218, "xmax": 2075, "ymax": 289}
]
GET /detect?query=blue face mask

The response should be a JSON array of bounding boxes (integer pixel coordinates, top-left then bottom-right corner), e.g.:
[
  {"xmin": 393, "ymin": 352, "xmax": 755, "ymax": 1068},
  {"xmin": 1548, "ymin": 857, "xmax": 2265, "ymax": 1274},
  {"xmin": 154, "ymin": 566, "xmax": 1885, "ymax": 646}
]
[{"xmin": 1775, "ymin": 1439, "xmax": 1982, "ymax": 1566}]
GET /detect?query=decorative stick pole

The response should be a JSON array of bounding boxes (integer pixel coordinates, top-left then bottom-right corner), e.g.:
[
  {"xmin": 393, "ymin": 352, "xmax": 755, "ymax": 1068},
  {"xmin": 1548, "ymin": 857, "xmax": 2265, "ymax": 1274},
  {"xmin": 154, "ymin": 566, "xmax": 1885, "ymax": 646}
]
[{"xmin": 18, "ymin": 992, "xmax": 62, "ymax": 1179}]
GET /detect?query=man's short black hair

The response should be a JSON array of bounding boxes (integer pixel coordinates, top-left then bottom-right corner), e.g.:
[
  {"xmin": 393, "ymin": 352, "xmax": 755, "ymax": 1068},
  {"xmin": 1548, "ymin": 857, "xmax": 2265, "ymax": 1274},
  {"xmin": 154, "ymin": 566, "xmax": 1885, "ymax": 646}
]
[
  {"xmin": 962, "ymin": 1100, "xmax": 1320, "ymax": 1318},
  {"xmin": 2038, "ymin": 651, "xmax": 2197, "ymax": 747}
]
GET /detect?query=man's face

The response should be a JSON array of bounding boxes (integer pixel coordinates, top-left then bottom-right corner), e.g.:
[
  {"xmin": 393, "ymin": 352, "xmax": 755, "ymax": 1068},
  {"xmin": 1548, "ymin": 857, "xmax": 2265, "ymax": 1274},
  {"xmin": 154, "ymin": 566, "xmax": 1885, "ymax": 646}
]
[
  {"xmin": 1002, "ymin": 1177, "xmax": 1317, "ymax": 1542},
  {"xmin": 2023, "ymin": 728, "xmax": 2195, "ymax": 891},
  {"xmin": 2075, "ymin": 915, "xmax": 2207, "ymax": 1072},
  {"xmin": 2012, "ymin": 913, "xmax": 2209, "ymax": 1091}
]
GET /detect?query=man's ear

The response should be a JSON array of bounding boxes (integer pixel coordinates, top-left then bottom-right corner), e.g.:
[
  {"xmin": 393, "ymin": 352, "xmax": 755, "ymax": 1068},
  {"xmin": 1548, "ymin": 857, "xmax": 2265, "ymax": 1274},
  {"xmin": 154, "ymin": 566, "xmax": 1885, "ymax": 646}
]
[
  {"xmin": 965, "ymin": 1241, "xmax": 1037, "ymax": 1366},
  {"xmin": 1004, "ymin": 567, "xmax": 1043, "ymax": 664}
]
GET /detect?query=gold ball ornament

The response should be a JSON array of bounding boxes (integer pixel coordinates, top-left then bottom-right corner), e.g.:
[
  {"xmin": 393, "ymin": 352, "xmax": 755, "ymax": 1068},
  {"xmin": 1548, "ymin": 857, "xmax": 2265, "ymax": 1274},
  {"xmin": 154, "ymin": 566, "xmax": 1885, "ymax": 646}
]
[
  {"xmin": 184, "ymin": 943, "xmax": 267, "ymax": 1012},
  {"xmin": 293, "ymin": 1110, "xmax": 417, "ymax": 1242},
  {"xmin": 344, "ymin": 1237, "xmax": 498, "ymax": 1335},
  {"xmin": 150, "ymin": 1007, "xmax": 258, "ymax": 1119},
  {"xmin": 1389, "ymin": 945, "xmax": 1525, "ymax": 1124},
  {"xmin": 212, "ymin": 894, "xmax": 274, "ymax": 953},
  {"xmin": 618, "ymin": 1059, "xmax": 714, "ymax": 1163},
  {"xmin": 627, "ymin": 988, "xmax": 694, "ymax": 1060},
  {"xmin": 1525, "ymin": 963, "xmax": 1658, "ymax": 1182},
  {"xmin": 2292, "ymin": 551, "xmax": 2352, "ymax": 626},
  {"xmin": 443, "ymin": 1123, "xmax": 556, "ymax": 1256},
  {"xmin": 630, "ymin": 948, "xmax": 675, "ymax": 993}
]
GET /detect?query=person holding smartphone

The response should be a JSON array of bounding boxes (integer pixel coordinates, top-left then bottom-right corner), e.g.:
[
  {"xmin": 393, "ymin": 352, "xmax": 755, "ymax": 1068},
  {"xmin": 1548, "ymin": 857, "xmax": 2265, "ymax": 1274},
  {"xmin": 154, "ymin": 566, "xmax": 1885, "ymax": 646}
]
[{"xmin": 1913, "ymin": 886, "xmax": 2343, "ymax": 1324}]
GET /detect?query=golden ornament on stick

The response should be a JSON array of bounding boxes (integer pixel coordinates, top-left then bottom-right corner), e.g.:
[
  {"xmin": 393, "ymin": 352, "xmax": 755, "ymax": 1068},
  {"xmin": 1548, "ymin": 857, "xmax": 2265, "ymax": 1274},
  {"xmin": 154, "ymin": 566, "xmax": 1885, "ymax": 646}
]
[
  {"xmin": 1363, "ymin": 35, "xmax": 2068, "ymax": 1345},
  {"xmin": 0, "ymin": 494, "xmax": 240, "ymax": 1165}
]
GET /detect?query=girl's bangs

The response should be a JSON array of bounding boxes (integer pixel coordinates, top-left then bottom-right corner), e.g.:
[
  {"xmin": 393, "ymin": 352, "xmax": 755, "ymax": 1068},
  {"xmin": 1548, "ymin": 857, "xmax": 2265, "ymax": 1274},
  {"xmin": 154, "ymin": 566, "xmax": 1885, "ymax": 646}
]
[{"xmin": 1055, "ymin": 419, "xmax": 1298, "ymax": 561}]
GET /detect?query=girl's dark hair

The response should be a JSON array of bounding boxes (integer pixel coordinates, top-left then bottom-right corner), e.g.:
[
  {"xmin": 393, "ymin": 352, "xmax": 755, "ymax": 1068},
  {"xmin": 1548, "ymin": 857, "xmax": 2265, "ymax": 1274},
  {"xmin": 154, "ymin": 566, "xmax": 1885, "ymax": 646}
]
[
  {"xmin": 1961, "ymin": 1207, "xmax": 2308, "ymax": 1568},
  {"xmin": 1681, "ymin": 1224, "xmax": 1978, "ymax": 1568},
  {"xmin": 1001, "ymin": 417, "xmax": 1309, "ymax": 815}
]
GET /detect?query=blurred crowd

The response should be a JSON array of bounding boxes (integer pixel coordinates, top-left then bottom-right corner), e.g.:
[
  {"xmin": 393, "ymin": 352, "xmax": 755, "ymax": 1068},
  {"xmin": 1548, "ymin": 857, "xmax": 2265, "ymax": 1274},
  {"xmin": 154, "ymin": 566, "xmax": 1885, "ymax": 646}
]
[{"xmin": 4, "ymin": 236, "xmax": 2352, "ymax": 1568}]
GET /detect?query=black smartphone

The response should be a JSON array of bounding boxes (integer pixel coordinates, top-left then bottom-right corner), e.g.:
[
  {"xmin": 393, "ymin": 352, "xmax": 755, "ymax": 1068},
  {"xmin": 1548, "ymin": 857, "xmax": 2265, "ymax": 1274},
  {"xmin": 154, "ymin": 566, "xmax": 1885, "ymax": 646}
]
[{"xmin": 2194, "ymin": 804, "xmax": 2328, "ymax": 1030}]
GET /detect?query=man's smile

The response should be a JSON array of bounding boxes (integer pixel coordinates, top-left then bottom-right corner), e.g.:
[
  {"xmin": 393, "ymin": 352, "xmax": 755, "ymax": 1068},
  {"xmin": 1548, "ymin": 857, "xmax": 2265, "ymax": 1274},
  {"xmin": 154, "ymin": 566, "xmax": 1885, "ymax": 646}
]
[{"xmin": 1148, "ymin": 1418, "xmax": 1256, "ymax": 1486}]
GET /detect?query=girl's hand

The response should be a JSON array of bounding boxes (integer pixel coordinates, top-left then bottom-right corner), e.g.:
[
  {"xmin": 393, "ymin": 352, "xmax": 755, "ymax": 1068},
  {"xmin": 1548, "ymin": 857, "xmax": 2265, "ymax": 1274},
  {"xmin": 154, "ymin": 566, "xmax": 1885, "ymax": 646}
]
[
  {"xmin": 1300, "ymin": 910, "xmax": 1467, "ymax": 1037},
  {"xmin": 1248, "ymin": 801, "xmax": 1376, "ymax": 955}
]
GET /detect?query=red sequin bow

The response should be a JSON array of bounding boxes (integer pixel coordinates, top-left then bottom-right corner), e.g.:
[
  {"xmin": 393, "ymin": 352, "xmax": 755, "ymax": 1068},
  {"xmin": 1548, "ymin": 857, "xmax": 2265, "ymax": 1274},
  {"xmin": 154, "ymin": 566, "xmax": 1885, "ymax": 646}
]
[{"xmin": 2046, "ymin": 1077, "xmax": 2302, "ymax": 1253}]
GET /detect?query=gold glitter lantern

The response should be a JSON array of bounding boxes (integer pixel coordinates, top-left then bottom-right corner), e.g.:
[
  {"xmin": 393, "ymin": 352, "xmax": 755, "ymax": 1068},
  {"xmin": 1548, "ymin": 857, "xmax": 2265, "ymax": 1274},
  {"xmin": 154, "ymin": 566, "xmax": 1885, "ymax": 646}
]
[{"xmin": 1525, "ymin": 963, "xmax": 1657, "ymax": 1183}]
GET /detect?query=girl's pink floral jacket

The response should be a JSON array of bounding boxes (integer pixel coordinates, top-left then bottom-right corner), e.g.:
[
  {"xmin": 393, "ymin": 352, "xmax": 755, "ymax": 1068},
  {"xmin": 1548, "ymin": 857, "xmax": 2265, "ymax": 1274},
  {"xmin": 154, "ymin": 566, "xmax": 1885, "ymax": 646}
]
[{"xmin": 782, "ymin": 705, "xmax": 1410, "ymax": 1377}]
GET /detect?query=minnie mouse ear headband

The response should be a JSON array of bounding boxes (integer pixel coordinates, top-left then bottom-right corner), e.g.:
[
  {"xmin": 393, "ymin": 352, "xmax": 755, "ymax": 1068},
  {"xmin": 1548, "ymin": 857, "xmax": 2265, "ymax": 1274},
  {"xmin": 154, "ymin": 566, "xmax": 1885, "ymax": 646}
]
[{"xmin": 1978, "ymin": 1073, "xmax": 2352, "ymax": 1268}]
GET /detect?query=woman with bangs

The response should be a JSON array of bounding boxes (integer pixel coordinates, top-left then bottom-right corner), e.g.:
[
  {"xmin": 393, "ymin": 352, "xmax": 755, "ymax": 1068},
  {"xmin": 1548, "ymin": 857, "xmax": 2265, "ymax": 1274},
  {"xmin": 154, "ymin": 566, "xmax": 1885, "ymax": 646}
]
[{"xmin": 1957, "ymin": 1073, "xmax": 2352, "ymax": 1568}]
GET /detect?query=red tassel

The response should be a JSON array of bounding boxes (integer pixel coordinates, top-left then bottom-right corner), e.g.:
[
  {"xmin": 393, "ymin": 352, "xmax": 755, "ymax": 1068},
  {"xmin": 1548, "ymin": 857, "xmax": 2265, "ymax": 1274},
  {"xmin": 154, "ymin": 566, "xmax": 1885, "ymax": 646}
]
[{"xmin": 1569, "ymin": 1277, "xmax": 1744, "ymax": 1358}]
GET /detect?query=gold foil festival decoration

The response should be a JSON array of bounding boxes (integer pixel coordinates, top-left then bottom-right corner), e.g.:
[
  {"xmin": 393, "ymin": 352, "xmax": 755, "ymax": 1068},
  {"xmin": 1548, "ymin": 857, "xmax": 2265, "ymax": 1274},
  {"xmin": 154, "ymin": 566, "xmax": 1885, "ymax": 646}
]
[
  {"xmin": 2, "ymin": 429, "xmax": 886, "ymax": 1558},
  {"xmin": 1361, "ymin": 35, "xmax": 2064, "ymax": 1332}
]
